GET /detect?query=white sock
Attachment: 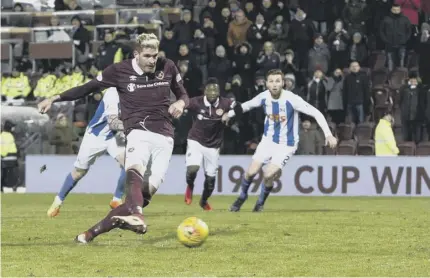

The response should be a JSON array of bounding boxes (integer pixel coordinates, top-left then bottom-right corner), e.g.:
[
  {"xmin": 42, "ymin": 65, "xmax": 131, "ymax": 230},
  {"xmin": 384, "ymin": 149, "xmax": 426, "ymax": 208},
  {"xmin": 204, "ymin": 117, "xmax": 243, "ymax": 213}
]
[
  {"xmin": 54, "ymin": 195, "xmax": 63, "ymax": 205},
  {"xmin": 112, "ymin": 197, "xmax": 122, "ymax": 202}
]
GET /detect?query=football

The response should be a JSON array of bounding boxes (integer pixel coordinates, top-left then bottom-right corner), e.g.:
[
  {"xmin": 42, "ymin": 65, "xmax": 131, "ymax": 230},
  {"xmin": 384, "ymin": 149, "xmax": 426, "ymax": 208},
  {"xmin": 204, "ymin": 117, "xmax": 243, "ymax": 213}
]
[{"xmin": 177, "ymin": 217, "xmax": 209, "ymax": 248}]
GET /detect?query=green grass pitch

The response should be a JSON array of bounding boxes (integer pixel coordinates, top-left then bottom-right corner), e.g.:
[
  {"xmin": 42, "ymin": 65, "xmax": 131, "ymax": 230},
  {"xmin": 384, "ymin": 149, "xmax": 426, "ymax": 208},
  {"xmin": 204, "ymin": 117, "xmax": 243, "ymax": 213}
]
[{"xmin": 1, "ymin": 194, "xmax": 430, "ymax": 277}]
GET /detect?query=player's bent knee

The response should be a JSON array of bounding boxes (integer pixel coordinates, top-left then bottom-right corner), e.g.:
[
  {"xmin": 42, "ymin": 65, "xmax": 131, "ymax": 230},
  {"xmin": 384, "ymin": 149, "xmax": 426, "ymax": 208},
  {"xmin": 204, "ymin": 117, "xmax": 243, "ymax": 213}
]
[
  {"xmin": 72, "ymin": 167, "xmax": 88, "ymax": 180},
  {"xmin": 186, "ymin": 165, "xmax": 200, "ymax": 175},
  {"xmin": 126, "ymin": 164, "xmax": 145, "ymax": 177}
]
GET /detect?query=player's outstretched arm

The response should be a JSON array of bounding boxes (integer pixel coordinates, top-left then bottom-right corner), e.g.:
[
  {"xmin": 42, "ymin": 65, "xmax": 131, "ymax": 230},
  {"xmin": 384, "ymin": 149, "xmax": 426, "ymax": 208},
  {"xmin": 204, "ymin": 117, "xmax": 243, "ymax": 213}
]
[
  {"xmin": 38, "ymin": 65, "xmax": 117, "ymax": 114},
  {"xmin": 293, "ymin": 95, "xmax": 337, "ymax": 148},
  {"xmin": 225, "ymin": 93, "xmax": 264, "ymax": 119}
]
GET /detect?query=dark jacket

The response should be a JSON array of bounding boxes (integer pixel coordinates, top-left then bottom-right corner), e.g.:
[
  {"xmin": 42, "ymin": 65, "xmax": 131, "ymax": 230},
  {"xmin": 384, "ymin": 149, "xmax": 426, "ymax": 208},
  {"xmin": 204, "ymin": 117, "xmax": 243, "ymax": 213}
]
[
  {"xmin": 342, "ymin": 71, "xmax": 370, "ymax": 112},
  {"xmin": 399, "ymin": 84, "xmax": 427, "ymax": 122},
  {"xmin": 379, "ymin": 13, "xmax": 412, "ymax": 48}
]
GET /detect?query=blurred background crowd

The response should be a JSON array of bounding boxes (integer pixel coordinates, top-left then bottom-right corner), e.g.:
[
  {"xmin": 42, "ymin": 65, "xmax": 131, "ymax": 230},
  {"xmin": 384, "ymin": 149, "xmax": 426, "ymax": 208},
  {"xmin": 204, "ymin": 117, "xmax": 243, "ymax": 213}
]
[{"xmin": 1, "ymin": 0, "xmax": 430, "ymax": 189}]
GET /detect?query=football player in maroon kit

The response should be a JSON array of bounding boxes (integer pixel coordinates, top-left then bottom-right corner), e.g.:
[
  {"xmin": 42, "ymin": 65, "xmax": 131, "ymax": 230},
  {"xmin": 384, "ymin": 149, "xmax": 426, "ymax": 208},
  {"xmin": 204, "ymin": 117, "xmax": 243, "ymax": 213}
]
[
  {"xmin": 184, "ymin": 78, "xmax": 235, "ymax": 210},
  {"xmin": 38, "ymin": 33, "xmax": 189, "ymax": 243}
]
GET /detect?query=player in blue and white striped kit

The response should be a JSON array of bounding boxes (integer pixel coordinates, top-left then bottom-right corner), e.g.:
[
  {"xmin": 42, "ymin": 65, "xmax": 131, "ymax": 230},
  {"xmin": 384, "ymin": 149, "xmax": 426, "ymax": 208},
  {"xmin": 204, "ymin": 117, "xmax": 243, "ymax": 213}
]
[
  {"xmin": 222, "ymin": 69, "xmax": 338, "ymax": 212},
  {"xmin": 47, "ymin": 87, "xmax": 127, "ymax": 217}
]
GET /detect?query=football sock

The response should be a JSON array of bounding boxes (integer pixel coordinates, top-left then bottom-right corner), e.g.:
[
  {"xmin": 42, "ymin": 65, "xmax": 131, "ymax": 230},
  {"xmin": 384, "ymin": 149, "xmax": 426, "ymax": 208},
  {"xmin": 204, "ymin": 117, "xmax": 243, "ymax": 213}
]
[
  {"xmin": 186, "ymin": 170, "xmax": 198, "ymax": 190},
  {"xmin": 113, "ymin": 168, "xmax": 126, "ymax": 200},
  {"xmin": 87, "ymin": 203, "xmax": 130, "ymax": 240},
  {"xmin": 257, "ymin": 183, "xmax": 272, "ymax": 206},
  {"xmin": 125, "ymin": 169, "xmax": 144, "ymax": 214},
  {"xmin": 201, "ymin": 175, "xmax": 215, "ymax": 202},
  {"xmin": 58, "ymin": 173, "xmax": 79, "ymax": 201},
  {"xmin": 239, "ymin": 176, "xmax": 253, "ymax": 200}
]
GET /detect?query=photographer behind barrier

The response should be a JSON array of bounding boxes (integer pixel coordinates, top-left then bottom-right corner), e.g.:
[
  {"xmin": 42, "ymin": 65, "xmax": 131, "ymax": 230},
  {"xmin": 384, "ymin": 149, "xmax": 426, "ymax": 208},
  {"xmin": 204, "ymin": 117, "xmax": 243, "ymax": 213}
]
[{"xmin": 374, "ymin": 112, "xmax": 400, "ymax": 156}]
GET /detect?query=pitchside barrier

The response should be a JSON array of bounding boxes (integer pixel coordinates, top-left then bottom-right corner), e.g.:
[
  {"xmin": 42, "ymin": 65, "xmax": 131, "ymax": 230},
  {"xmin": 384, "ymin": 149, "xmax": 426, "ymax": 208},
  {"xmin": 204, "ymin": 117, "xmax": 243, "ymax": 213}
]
[{"xmin": 25, "ymin": 155, "xmax": 430, "ymax": 196}]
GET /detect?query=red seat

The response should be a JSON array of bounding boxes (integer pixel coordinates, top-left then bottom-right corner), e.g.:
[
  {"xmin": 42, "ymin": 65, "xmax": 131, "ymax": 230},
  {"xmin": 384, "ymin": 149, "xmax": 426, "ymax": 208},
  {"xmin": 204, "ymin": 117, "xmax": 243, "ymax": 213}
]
[
  {"xmin": 369, "ymin": 50, "xmax": 386, "ymax": 71},
  {"xmin": 388, "ymin": 67, "xmax": 408, "ymax": 91},
  {"xmin": 355, "ymin": 122, "xmax": 375, "ymax": 141},
  {"xmin": 357, "ymin": 140, "xmax": 375, "ymax": 155},
  {"xmin": 337, "ymin": 140, "xmax": 357, "ymax": 155},
  {"xmin": 416, "ymin": 142, "xmax": 430, "ymax": 156},
  {"xmin": 337, "ymin": 123, "xmax": 355, "ymax": 141},
  {"xmin": 371, "ymin": 68, "xmax": 389, "ymax": 87},
  {"xmin": 398, "ymin": 141, "xmax": 416, "ymax": 156}
]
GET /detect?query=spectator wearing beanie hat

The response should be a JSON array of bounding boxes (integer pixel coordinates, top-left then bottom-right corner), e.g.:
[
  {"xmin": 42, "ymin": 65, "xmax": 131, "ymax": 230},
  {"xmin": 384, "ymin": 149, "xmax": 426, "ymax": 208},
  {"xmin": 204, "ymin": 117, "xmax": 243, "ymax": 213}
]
[{"xmin": 308, "ymin": 33, "xmax": 331, "ymax": 77}]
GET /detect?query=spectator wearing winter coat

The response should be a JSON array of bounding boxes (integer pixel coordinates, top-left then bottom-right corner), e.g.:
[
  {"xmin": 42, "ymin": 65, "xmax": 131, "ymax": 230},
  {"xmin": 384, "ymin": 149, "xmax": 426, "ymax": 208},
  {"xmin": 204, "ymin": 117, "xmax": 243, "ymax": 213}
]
[
  {"xmin": 178, "ymin": 60, "xmax": 202, "ymax": 98},
  {"xmin": 189, "ymin": 29, "xmax": 209, "ymax": 83},
  {"xmin": 201, "ymin": 15, "xmax": 218, "ymax": 58},
  {"xmin": 284, "ymin": 73, "xmax": 303, "ymax": 97},
  {"xmin": 417, "ymin": 23, "xmax": 430, "ymax": 85},
  {"xmin": 342, "ymin": 0, "xmax": 369, "ymax": 35},
  {"xmin": 215, "ymin": 8, "xmax": 232, "ymax": 48},
  {"xmin": 399, "ymin": 72, "xmax": 427, "ymax": 143},
  {"xmin": 327, "ymin": 20, "xmax": 350, "ymax": 71},
  {"xmin": 307, "ymin": 0, "xmax": 332, "ymax": 35},
  {"xmin": 290, "ymin": 9, "xmax": 316, "ymax": 70},
  {"xmin": 349, "ymin": 32, "xmax": 368, "ymax": 66},
  {"xmin": 296, "ymin": 120, "xmax": 324, "ymax": 155},
  {"xmin": 268, "ymin": 15, "xmax": 290, "ymax": 55},
  {"xmin": 160, "ymin": 28, "xmax": 178, "ymax": 61},
  {"xmin": 246, "ymin": 13, "xmax": 270, "ymax": 59},
  {"xmin": 232, "ymin": 42, "xmax": 254, "ymax": 89},
  {"xmin": 259, "ymin": 0, "xmax": 280, "ymax": 23},
  {"xmin": 306, "ymin": 69, "xmax": 328, "ymax": 117},
  {"xmin": 379, "ymin": 3, "xmax": 412, "ymax": 71},
  {"xmin": 343, "ymin": 61, "xmax": 370, "ymax": 124},
  {"xmin": 208, "ymin": 45, "xmax": 232, "ymax": 94},
  {"xmin": 176, "ymin": 44, "xmax": 191, "ymax": 65},
  {"xmin": 244, "ymin": 1, "xmax": 258, "ymax": 22},
  {"xmin": 370, "ymin": 0, "xmax": 392, "ymax": 49},
  {"xmin": 325, "ymin": 68, "xmax": 345, "ymax": 124},
  {"xmin": 281, "ymin": 49, "xmax": 305, "ymax": 87},
  {"xmin": 307, "ymin": 33, "xmax": 331, "ymax": 77},
  {"xmin": 227, "ymin": 10, "xmax": 252, "ymax": 49},
  {"xmin": 173, "ymin": 9, "xmax": 199, "ymax": 45},
  {"xmin": 199, "ymin": 0, "xmax": 220, "ymax": 25},
  {"xmin": 256, "ymin": 41, "xmax": 281, "ymax": 76}
]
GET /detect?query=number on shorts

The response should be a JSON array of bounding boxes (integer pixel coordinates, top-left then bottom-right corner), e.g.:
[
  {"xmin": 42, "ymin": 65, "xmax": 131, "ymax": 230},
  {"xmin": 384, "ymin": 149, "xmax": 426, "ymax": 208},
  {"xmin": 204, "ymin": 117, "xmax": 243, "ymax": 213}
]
[{"xmin": 281, "ymin": 156, "xmax": 290, "ymax": 167}]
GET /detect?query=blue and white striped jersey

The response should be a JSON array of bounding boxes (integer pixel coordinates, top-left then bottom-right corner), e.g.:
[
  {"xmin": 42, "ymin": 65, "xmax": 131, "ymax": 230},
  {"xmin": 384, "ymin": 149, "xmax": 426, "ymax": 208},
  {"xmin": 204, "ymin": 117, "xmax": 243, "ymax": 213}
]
[
  {"xmin": 87, "ymin": 87, "xmax": 120, "ymax": 140},
  {"xmin": 228, "ymin": 89, "xmax": 332, "ymax": 146}
]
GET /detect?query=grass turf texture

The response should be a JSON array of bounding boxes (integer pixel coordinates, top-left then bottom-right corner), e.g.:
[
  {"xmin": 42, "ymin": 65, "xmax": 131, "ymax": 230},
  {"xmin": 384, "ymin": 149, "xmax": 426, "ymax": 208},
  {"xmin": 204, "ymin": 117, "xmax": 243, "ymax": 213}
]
[{"xmin": 2, "ymin": 194, "xmax": 430, "ymax": 277}]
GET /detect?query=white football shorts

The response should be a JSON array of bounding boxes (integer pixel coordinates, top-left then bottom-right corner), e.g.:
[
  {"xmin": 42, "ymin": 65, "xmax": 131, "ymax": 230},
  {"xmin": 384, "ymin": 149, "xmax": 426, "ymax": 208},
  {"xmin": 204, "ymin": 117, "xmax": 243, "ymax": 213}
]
[
  {"xmin": 252, "ymin": 136, "xmax": 297, "ymax": 168},
  {"xmin": 185, "ymin": 139, "xmax": 220, "ymax": 177},
  {"xmin": 74, "ymin": 132, "xmax": 125, "ymax": 170},
  {"xmin": 125, "ymin": 129, "xmax": 174, "ymax": 189}
]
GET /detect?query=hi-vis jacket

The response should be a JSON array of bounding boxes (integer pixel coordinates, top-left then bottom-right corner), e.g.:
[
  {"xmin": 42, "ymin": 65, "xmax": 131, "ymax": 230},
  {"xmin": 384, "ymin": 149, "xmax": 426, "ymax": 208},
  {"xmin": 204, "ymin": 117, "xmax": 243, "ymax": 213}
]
[{"xmin": 375, "ymin": 118, "xmax": 399, "ymax": 156}]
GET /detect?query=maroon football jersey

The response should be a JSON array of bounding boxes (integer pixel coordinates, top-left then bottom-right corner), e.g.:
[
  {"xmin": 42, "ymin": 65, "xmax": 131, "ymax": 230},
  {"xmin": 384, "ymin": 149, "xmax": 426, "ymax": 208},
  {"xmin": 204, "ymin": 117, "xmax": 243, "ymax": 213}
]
[
  {"xmin": 58, "ymin": 57, "xmax": 189, "ymax": 138},
  {"xmin": 187, "ymin": 96, "xmax": 234, "ymax": 148}
]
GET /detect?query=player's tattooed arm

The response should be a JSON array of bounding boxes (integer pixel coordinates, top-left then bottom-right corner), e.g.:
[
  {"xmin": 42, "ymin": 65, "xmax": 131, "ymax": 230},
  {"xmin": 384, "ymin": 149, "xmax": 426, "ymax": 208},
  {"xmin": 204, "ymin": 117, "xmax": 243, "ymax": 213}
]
[{"xmin": 107, "ymin": 115, "xmax": 124, "ymax": 131}]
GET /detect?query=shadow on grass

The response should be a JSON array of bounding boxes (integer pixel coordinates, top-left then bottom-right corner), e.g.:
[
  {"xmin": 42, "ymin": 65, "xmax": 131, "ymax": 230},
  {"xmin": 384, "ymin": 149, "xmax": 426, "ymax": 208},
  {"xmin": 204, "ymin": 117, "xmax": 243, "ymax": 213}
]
[{"xmin": 1, "ymin": 228, "xmax": 240, "ymax": 248}]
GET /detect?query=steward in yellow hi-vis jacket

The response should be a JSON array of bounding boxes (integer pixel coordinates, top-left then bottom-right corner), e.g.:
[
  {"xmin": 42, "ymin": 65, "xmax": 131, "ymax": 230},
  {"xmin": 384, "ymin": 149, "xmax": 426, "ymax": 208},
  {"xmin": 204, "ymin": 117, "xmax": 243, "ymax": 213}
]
[
  {"xmin": 1, "ymin": 70, "xmax": 31, "ymax": 99},
  {"xmin": 1, "ymin": 120, "xmax": 19, "ymax": 192},
  {"xmin": 33, "ymin": 72, "xmax": 57, "ymax": 98},
  {"xmin": 52, "ymin": 68, "xmax": 72, "ymax": 96},
  {"xmin": 375, "ymin": 113, "xmax": 399, "ymax": 156}
]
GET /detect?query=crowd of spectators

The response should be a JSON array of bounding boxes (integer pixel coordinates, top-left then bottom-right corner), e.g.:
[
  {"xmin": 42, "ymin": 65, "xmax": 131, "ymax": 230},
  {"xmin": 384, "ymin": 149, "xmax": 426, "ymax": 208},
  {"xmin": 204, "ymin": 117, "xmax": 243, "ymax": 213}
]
[{"xmin": 1, "ymin": 0, "xmax": 430, "ymax": 156}]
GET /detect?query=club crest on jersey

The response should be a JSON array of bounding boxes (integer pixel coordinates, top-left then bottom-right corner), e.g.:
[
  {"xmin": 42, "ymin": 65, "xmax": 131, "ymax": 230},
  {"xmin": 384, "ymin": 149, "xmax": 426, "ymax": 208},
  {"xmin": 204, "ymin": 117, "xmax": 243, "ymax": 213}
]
[
  {"xmin": 127, "ymin": 83, "xmax": 136, "ymax": 92},
  {"xmin": 129, "ymin": 75, "xmax": 137, "ymax": 81},
  {"xmin": 155, "ymin": 71, "xmax": 164, "ymax": 80},
  {"xmin": 216, "ymin": 109, "xmax": 224, "ymax": 116}
]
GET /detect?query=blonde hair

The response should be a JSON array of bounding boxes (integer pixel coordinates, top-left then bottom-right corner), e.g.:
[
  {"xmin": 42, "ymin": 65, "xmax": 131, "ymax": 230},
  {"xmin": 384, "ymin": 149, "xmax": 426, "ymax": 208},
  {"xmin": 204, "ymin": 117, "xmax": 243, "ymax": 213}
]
[{"xmin": 136, "ymin": 33, "xmax": 160, "ymax": 51}]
